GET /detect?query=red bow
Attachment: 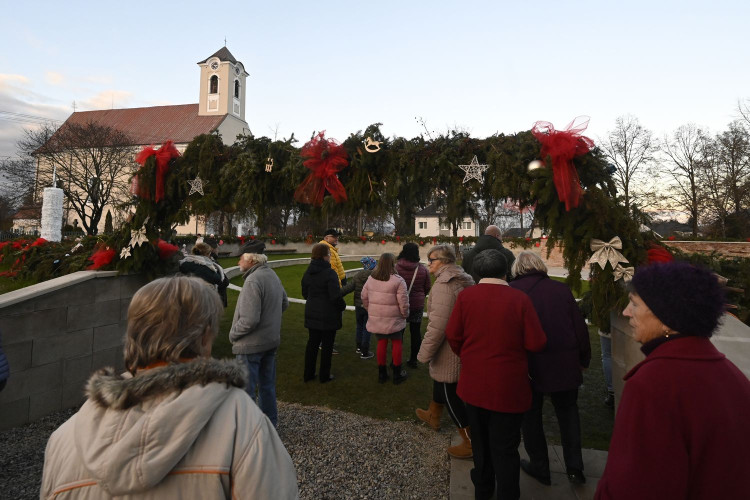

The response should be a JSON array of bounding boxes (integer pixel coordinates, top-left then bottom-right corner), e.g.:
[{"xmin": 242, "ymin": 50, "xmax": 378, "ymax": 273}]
[
  {"xmin": 294, "ymin": 132, "xmax": 348, "ymax": 206},
  {"xmin": 88, "ymin": 247, "xmax": 116, "ymax": 270},
  {"xmin": 531, "ymin": 117, "xmax": 594, "ymax": 211},
  {"xmin": 134, "ymin": 141, "xmax": 180, "ymax": 203}
]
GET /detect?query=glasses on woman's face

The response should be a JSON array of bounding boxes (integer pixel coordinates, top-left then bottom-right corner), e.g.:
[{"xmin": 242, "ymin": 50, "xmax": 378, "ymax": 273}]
[{"xmin": 428, "ymin": 256, "xmax": 441, "ymax": 264}]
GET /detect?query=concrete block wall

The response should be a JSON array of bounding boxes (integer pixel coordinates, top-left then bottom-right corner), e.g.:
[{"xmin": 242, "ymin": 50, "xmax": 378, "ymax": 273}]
[
  {"xmin": 0, "ymin": 271, "xmax": 148, "ymax": 430},
  {"xmin": 609, "ymin": 310, "xmax": 750, "ymax": 412}
]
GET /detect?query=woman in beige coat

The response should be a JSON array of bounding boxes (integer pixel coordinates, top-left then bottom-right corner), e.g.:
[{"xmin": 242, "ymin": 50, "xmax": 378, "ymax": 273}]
[
  {"xmin": 41, "ymin": 276, "xmax": 298, "ymax": 499},
  {"xmin": 415, "ymin": 244, "xmax": 474, "ymax": 458}
]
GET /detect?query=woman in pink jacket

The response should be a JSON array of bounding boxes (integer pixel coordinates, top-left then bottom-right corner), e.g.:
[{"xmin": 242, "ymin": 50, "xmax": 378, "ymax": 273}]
[{"xmin": 362, "ymin": 253, "xmax": 410, "ymax": 384}]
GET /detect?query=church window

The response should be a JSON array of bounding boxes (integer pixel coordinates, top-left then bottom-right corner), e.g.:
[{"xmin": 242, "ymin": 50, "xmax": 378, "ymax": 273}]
[
  {"xmin": 234, "ymin": 80, "xmax": 240, "ymax": 98},
  {"xmin": 210, "ymin": 75, "xmax": 218, "ymax": 94}
]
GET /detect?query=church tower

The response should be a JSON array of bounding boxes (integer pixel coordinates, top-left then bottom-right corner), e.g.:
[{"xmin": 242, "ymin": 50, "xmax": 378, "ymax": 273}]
[{"xmin": 197, "ymin": 47, "xmax": 248, "ymax": 121}]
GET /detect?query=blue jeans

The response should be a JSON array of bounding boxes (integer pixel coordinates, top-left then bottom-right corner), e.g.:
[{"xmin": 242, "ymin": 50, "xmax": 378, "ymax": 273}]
[
  {"xmin": 237, "ymin": 349, "xmax": 278, "ymax": 427},
  {"xmin": 600, "ymin": 334, "xmax": 613, "ymax": 392},
  {"xmin": 355, "ymin": 306, "xmax": 371, "ymax": 353}
]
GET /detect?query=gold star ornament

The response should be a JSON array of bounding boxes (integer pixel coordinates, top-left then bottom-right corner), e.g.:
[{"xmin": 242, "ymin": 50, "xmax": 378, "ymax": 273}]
[{"xmin": 458, "ymin": 155, "xmax": 489, "ymax": 184}]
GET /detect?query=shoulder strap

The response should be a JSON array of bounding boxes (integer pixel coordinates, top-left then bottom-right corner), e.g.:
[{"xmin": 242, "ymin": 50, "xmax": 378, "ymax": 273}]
[{"xmin": 407, "ymin": 267, "xmax": 419, "ymax": 294}]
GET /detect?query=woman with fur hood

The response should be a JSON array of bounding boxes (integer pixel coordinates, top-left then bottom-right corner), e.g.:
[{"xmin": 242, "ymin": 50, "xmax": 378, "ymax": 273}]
[
  {"xmin": 179, "ymin": 242, "xmax": 230, "ymax": 307},
  {"xmin": 41, "ymin": 276, "xmax": 298, "ymax": 499},
  {"xmin": 415, "ymin": 244, "xmax": 475, "ymax": 459}
]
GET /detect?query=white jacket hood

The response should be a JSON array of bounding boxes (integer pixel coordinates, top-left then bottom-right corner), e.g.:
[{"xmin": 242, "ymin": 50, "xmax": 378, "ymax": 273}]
[{"xmin": 73, "ymin": 359, "xmax": 245, "ymax": 495}]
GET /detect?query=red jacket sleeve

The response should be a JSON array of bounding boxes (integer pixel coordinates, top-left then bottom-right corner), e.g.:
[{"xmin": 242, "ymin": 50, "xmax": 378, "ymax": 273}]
[
  {"xmin": 521, "ymin": 295, "xmax": 547, "ymax": 352},
  {"xmin": 445, "ymin": 293, "xmax": 465, "ymax": 356}
]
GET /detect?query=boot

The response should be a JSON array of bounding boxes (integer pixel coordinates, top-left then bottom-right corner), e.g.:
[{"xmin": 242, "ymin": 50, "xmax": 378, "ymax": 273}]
[
  {"xmin": 447, "ymin": 427, "xmax": 472, "ymax": 459},
  {"xmin": 416, "ymin": 401, "xmax": 443, "ymax": 431},
  {"xmin": 378, "ymin": 365, "xmax": 389, "ymax": 384},
  {"xmin": 392, "ymin": 365, "xmax": 408, "ymax": 385}
]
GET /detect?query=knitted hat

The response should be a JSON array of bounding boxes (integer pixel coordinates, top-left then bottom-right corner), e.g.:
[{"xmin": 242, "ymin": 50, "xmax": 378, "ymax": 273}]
[
  {"xmin": 630, "ymin": 261, "xmax": 725, "ymax": 337},
  {"xmin": 239, "ymin": 240, "xmax": 266, "ymax": 255},
  {"xmin": 360, "ymin": 256, "xmax": 376, "ymax": 270}
]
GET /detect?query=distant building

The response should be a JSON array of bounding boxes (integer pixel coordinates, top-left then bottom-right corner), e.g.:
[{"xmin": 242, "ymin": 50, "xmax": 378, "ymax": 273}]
[
  {"xmin": 414, "ymin": 204, "xmax": 479, "ymax": 238},
  {"xmin": 648, "ymin": 220, "xmax": 698, "ymax": 238},
  {"xmin": 33, "ymin": 47, "xmax": 250, "ymax": 235},
  {"xmin": 11, "ymin": 206, "xmax": 41, "ymax": 233}
]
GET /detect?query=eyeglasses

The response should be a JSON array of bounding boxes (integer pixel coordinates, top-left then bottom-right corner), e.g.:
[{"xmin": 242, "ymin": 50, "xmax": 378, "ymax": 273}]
[{"xmin": 428, "ymin": 257, "xmax": 442, "ymax": 264}]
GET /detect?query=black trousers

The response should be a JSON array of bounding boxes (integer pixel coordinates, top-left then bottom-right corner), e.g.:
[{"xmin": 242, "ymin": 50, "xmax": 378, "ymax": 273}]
[
  {"xmin": 432, "ymin": 381, "xmax": 468, "ymax": 428},
  {"xmin": 466, "ymin": 403, "xmax": 524, "ymax": 500},
  {"xmin": 408, "ymin": 319, "xmax": 422, "ymax": 362},
  {"xmin": 304, "ymin": 329, "xmax": 336, "ymax": 382},
  {"xmin": 522, "ymin": 388, "xmax": 584, "ymax": 474}
]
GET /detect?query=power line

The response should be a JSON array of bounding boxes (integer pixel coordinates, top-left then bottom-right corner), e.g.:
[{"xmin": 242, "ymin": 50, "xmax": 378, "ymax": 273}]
[{"xmin": 0, "ymin": 110, "xmax": 63, "ymax": 125}]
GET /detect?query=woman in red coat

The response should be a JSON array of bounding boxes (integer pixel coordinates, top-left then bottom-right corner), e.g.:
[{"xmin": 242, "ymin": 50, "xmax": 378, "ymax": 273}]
[
  {"xmin": 446, "ymin": 249, "xmax": 547, "ymax": 500},
  {"xmin": 595, "ymin": 261, "xmax": 750, "ymax": 500}
]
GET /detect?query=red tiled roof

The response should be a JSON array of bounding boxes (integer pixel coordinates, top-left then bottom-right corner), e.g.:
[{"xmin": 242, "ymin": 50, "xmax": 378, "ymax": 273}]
[
  {"xmin": 58, "ymin": 104, "xmax": 227, "ymax": 146},
  {"xmin": 13, "ymin": 207, "xmax": 41, "ymax": 220}
]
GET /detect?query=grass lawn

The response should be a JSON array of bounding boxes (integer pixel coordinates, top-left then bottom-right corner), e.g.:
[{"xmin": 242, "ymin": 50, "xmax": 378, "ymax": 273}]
[{"xmin": 218, "ymin": 264, "xmax": 614, "ymax": 450}]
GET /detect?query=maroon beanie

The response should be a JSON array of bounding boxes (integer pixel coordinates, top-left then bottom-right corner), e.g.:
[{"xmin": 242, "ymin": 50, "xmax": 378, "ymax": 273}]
[{"xmin": 630, "ymin": 261, "xmax": 725, "ymax": 337}]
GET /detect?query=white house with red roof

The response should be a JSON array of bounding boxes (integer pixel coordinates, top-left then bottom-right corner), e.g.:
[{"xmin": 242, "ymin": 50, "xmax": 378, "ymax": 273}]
[{"xmin": 32, "ymin": 47, "xmax": 250, "ymax": 235}]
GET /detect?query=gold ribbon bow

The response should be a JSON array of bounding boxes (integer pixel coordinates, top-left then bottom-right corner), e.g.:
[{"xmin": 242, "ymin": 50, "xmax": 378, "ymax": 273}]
[
  {"xmin": 613, "ymin": 264, "xmax": 634, "ymax": 282},
  {"xmin": 588, "ymin": 236, "xmax": 629, "ymax": 270}
]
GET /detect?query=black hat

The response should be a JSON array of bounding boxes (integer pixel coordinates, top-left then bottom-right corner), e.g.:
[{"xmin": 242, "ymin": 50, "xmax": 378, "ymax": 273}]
[
  {"xmin": 630, "ymin": 261, "xmax": 725, "ymax": 337},
  {"xmin": 323, "ymin": 228, "xmax": 341, "ymax": 237},
  {"xmin": 239, "ymin": 240, "xmax": 266, "ymax": 255}
]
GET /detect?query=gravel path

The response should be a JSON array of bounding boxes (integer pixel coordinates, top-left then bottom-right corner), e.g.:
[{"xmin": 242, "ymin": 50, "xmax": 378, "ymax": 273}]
[{"xmin": 1, "ymin": 402, "xmax": 450, "ymax": 499}]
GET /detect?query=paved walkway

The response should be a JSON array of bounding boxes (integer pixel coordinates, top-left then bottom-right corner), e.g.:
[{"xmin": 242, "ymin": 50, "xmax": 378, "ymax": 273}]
[{"xmin": 449, "ymin": 435, "xmax": 608, "ymax": 500}]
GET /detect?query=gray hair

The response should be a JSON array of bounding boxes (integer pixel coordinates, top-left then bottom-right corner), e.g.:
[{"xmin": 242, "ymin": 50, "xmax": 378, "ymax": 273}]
[
  {"xmin": 241, "ymin": 253, "xmax": 268, "ymax": 266},
  {"xmin": 124, "ymin": 276, "xmax": 223, "ymax": 374},
  {"xmin": 511, "ymin": 250, "xmax": 548, "ymax": 277},
  {"xmin": 428, "ymin": 244, "xmax": 456, "ymax": 264}
]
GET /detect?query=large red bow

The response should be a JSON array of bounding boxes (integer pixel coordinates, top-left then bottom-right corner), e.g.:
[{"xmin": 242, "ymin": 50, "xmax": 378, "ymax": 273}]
[
  {"xmin": 531, "ymin": 117, "xmax": 594, "ymax": 211},
  {"xmin": 294, "ymin": 132, "xmax": 348, "ymax": 206},
  {"xmin": 133, "ymin": 141, "xmax": 180, "ymax": 203}
]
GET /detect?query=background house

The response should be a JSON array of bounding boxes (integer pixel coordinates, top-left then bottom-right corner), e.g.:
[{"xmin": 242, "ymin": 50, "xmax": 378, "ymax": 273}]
[
  {"xmin": 33, "ymin": 47, "xmax": 250, "ymax": 235},
  {"xmin": 414, "ymin": 204, "xmax": 479, "ymax": 238}
]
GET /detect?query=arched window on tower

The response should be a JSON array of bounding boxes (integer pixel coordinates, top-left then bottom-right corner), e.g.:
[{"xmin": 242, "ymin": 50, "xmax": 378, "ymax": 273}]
[
  {"xmin": 234, "ymin": 80, "xmax": 240, "ymax": 99},
  {"xmin": 210, "ymin": 75, "xmax": 218, "ymax": 94}
]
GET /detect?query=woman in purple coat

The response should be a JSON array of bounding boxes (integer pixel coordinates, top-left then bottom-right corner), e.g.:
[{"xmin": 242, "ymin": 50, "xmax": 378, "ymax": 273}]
[
  {"xmin": 395, "ymin": 243, "xmax": 432, "ymax": 367},
  {"xmin": 509, "ymin": 251, "xmax": 591, "ymax": 485}
]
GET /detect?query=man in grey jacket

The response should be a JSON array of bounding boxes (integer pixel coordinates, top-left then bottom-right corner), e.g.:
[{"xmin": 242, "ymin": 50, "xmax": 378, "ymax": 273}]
[{"xmin": 230, "ymin": 240, "xmax": 289, "ymax": 427}]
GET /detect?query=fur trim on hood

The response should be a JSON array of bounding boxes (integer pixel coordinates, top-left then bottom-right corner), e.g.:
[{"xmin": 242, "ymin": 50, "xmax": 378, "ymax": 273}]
[{"xmin": 86, "ymin": 358, "xmax": 247, "ymax": 410}]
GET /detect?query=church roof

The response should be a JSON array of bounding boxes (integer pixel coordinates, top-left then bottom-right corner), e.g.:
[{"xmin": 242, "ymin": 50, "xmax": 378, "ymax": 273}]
[
  {"xmin": 197, "ymin": 47, "xmax": 238, "ymax": 65},
  {"xmin": 53, "ymin": 104, "xmax": 227, "ymax": 146}
]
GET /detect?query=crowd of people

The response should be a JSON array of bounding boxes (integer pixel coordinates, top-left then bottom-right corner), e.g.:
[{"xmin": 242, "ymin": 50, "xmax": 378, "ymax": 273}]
[{"xmin": 36, "ymin": 226, "xmax": 750, "ymax": 499}]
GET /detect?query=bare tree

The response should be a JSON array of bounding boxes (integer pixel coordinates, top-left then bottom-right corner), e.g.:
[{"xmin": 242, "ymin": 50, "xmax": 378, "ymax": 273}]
[
  {"xmin": 661, "ymin": 124, "xmax": 706, "ymax": 236},
  {"xmin": 714, "ymin": 121, "xmax": 750, "ymax": 214},
  {"xmin": 21, "ymin": 121, "xmax": 136, "ymax": 235},
  {"xmin": 698, "ymin": 137, "xmax": 732, "ymax": 237},
  {"xmin": 600, "ymin": 115, "xmax": 659, "ymax": 214}
]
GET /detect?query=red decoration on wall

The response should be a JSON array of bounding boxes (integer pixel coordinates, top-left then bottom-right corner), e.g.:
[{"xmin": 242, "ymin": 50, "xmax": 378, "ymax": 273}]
[
  {"xmin": 535, "ymin": 242, "xmax": 541, "ymax": 247},
  {"xmin": 531, "ymin": 117, "xmax": 594, "ymax": 211},
  {"xmin": 381, "ymin": 239, "xmax": 386, "ymax": 244},
  {"xmin": 667, "ymin": 236, "xmax": 676, "ymax": 241},
  {"xmin": 87, "ymin": 248, "xmax": 115, "ymax": 270},
  {"xmin": 459, "ymin": 236, "xmax": 464, "ymax": 242},
  {"xmin": 294, "ymin": 131, "xmax": 349, "ymax": 206},
  {"xmin": 396, "ymin": 236, "xmax": 400, "ymax": 242},
  {"xmin": 419, "ymin": 240, "xmax": 425, "ymax": 246},
  {"xmin": 156, "ymin": 239, "xmax": 179, "ymax": 260},
  {"xmin": 271, "ymin": 239, "xmax": 276, "ymax": 245},
  {"xmin": 133, "ymin": 141, "xmax": 181, "ymax": 202}
]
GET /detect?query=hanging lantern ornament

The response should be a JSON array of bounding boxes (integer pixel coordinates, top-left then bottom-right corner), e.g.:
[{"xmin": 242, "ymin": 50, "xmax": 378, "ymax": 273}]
[
  {"xmin": 265, "ymin": 156, "xmax": 274, "ymax": 172},
  {"xmin": 187, "ymin": 176, "xmax": 207, "ymax": 196},
  {"xmin": 294, "ymin": 131, "xmax": 349, "ymax": 206},
  {"xmin": 458, "ymin": 155, "xmax": 489, "ymax": 184},
  {"xmin": 531, "ymin": 116, "xmax": 594, "ymax": 211},
  {"xmin": 527, "ymin": 160, "xmax": 544, "ymax": 171},
  {"xmin": 364, "ymin": 137, "xmax": 382, "ymax": 153}
]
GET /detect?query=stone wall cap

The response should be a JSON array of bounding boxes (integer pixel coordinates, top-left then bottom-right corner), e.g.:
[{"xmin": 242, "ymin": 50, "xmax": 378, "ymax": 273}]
[{"xmin": 0, "ymin": 271, "xmax": 118, "ymax": 310}]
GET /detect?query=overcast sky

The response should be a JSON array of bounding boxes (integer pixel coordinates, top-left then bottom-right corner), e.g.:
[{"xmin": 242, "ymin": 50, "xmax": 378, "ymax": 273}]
[{"xmin": 1, "ymin": 0, "xmax": 748, "ymax": 160}]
